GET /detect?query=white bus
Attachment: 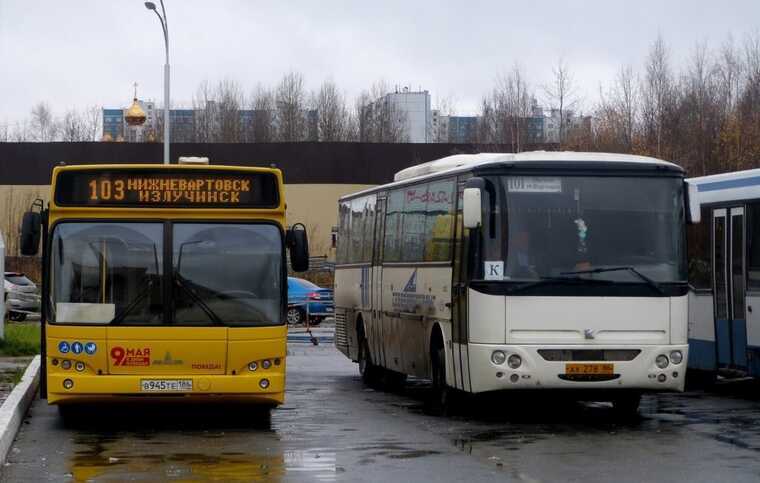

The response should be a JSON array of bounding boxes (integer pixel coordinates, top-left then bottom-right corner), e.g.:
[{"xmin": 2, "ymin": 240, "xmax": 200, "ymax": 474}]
[
  {"xmin": 686, "ymin": 168, "xmax": 760, "ymax": 380},
  {"xmin": 334, "ymin": 152, "xmax": 700, "ymax": 415}
]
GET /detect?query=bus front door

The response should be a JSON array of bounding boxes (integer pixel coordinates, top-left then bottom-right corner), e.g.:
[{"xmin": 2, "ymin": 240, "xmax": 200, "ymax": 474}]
[{"xmin": 713, "ymin": 207, "xmax": 748, "ymax": 371}]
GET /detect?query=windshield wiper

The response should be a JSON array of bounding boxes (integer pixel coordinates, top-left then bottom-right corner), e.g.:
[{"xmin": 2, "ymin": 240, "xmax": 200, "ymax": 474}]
[
  {"xmin": 504, "ymin": 275, "xmax": 613, "ymax": 294},
  {"xmin": 173, "ymin": 271, "xmax": 224, "ymax": 325},
  {"xmin": 109, "ymin": 276, "xmax": 158, "ymax": 325},
  {"xmin": 560, "ymin": 266, "xmax": 666, "ymax": 296}
]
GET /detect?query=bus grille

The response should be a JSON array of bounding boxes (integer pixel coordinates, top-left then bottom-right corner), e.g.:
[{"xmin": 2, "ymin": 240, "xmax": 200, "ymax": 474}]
[
  {"xmin": 538, "ymin": 349, "xmax": 641, "ymax": 362},
  {"xmin": 335, "ymin": 311, "xmax": 349, "ymax": 352}
]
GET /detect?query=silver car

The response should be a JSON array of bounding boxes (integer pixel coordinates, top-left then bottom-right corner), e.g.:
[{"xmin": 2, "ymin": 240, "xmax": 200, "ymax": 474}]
[{"xmin": 4, "ymin": 272, "xmax": 40, "ymax": 321}]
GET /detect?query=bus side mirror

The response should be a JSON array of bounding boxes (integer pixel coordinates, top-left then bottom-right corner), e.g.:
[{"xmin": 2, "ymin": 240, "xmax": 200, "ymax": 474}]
[
  {"xmin": 287, "ymin": 224, "xmax": 309, "ymax": 272},
  {"xmin": 463, "ymin": 188, "xmax": 482, "ymax": 229},
  {"xmin": 20, "ymin": 210, "xmax": 42, "ymax": 256},
  {"xmin": 685, "ymin": 181, "xmax": 701, "ymax": 224}
]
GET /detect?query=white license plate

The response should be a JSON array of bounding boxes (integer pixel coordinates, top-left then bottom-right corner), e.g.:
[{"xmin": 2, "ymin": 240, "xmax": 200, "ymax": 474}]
[
  {"xmin": 326, "ymin": 307, "xmax": 334, "ymax": 312},
  {"xmin": 140, "ymin": 379, "xmax": 193, "ymax": 392}
]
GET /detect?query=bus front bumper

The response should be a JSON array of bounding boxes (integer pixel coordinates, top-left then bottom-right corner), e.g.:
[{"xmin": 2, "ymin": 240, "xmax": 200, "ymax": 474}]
[
  {"xmin": 46, "ymin": 373, "xmax": 285, "ymax": 405},
  {"xmin": 467, "ymin": 344, "xmax": 688, "ymax": 394}
]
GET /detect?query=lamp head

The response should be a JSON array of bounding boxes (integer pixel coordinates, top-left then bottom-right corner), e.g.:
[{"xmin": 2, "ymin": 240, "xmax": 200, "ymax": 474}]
[{"xmin": 144, "ymin": 2, "xmax": 157, "ymax": 10}]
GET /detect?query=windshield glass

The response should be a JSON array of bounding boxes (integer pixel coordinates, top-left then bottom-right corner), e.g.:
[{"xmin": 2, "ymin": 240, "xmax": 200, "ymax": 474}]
[
  {"xmin": 50, "ymin": 222, "xmax": 163, "ymax": 325},
  {"xmin": 173, "ymin": 223, "xmax": 283, "ymax": 326},
  {"xmin": 50, "ymin": 222, "xmax": 283, "ymax": 326},
  {"xmin": 481, "ymin": 176, "xmax": 686, "ymax": 284},
  {"xmin": 6, "ymin": 274, "xmax": 33, "ymax": 286}
]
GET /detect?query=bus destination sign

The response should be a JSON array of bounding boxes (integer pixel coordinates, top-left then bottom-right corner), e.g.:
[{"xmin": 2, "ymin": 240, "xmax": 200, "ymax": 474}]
[{"xmin": 55, "ymin": 169, "xmax": 279, "ymax": 208}]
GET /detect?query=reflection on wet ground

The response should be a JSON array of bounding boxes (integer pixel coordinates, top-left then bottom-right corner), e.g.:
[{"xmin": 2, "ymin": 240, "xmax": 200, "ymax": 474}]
[{"xmin": 5, "ymin": 346, "xmax": 760, "ymax": 482}]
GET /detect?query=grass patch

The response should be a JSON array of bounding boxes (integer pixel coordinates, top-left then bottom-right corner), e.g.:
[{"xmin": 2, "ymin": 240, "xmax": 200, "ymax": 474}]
[{"xmin": 0, "ymin": 323, "xmax": 41, "ymax": 356}]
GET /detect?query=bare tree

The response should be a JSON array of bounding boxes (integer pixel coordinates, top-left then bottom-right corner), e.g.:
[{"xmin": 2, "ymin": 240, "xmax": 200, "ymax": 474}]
[
  {"xmin": 313, "ymin": 80, "xmax": 349, "ymax": 141},
  {"xmin": 215, "ymin": 79, "xmax": 244, "ymax": 142},
  {"xmin": 30, "ymin": 102, "xmax": 57, "ymax": 141},
  {"xmin": 276, "ymin": 71, "xmax": 307, "ymax": 142},
  {"xmin": 432, "ymin": 94, "xmax": 457, "ymax": 143},
  {"xmin": 594, "ymin": 65, "xmax": 639, "ymax": 152},
  {"xmin": 60, "ymin": 109, "xmax": 89, "ymax": 141},
  {"xmin": 641, "ymin": 35, "xmax": 673, "ymax": 157},
  {"xmin": 250, "ymin": 84, "xmax": 276, "ymax": 142},
  {"xmin": 476, "ymin": 96, "xmax": 497, "ymax": 144},
  {"xmin": 543, "ymin": 57, "xmax": 579, "ymax": 146}
]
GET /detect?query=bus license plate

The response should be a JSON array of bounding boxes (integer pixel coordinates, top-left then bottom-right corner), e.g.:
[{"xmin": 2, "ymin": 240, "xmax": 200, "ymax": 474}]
[
  {"xmin": 140, "ymin": 379, "xmax": 193, "ymax": 392},
  {"xmin": 565, "ymin": 363, "xmax": 614, "ymax": 375}
]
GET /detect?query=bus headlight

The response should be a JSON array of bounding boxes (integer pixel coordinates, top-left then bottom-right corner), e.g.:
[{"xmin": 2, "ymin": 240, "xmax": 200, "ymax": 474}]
[
  {"xmin": 248, "ymin": 362, "xmax": 258, "ymax": 371},
  {"xmin": 261, "ymin": 359, "xmax": 272, "ymax": 369},
  {"xmin": 491, "ymin": 350, "xmax": 507, "ymax": 365},
  {"xmin": 75, "ymin": 362, "xmax": 85, "ymax": 372},
  {"xmin": 63, "ymin": 379, "xmax": 74, "ymax": 390},
  {"xmin": 259, "ymin": 378, "xmax": 270, "ymax": 389},
  {"xmin": 656, "ymin": 355, "xmax": 669, "ymax": 369},
  {"xmin": 507, "ymin": 354, "xmax": 522, "ymax": 369},
  {"xmin": 670, "ymin": 350, "xmax": 683, "ymax": 365},
  {"xmin": 61, "ymin": 360, "xmax": 72, "ymax": 370}
]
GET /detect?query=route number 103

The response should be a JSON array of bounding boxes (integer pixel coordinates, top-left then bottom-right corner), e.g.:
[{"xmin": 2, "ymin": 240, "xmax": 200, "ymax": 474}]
[{"xmin": 89, "ymin": 179, "xmax": 125, "ymax": 201}]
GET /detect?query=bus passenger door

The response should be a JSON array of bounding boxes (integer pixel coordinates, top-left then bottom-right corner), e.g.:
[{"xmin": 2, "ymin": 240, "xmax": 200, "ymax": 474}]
[
  {"xmin": 451, "ymin": 182, "xmax": 470, "ymax": 391},
  {"xmin": 713, "ymin": 207, "xmax": 748, "ymax": 370},
  {"xmin": 371, "ymin": 196, "xmax": 387, "ymax": 368}
]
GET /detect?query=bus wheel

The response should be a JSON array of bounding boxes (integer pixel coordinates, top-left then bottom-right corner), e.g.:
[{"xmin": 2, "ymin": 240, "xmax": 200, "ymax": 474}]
[
  {"xmin": 358, "ymin": 337, "xmax": 380, "ymax": 386},
  {"xmin": 286, "ymin": 307, "xmax": 304, "ymax": 325},
  {"xmin": 430, "ymin": 345, "xmax": 456, "ymax": 415},
  {"xmin": 611, "ymin": 394, "xmax": 641, "ymax": 419}
]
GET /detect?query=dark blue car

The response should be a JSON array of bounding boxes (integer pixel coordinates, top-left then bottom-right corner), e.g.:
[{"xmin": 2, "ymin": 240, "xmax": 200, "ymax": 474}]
[{"xmin": 287, "ymin": 277, "xmax": 334, "ymax": 325}]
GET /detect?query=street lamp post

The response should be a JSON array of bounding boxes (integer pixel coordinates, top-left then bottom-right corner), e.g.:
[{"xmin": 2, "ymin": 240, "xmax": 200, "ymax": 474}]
[{"xmin": 145, "ymin": 1, "xmax": 170, "ymax": 165}]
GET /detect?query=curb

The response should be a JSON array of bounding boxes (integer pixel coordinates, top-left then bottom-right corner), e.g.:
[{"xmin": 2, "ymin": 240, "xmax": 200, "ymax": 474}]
[{"xmin": 0, "ymin": 355, "xmax": 40, "ymax": 465}]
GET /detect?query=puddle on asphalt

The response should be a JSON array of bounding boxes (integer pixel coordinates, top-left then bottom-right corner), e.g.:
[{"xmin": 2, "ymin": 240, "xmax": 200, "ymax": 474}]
[
  {"xmin": 61, "ymin": 404, "xmax": 345, "ymax": 482},
  {"xmin": 68, "ymin": 435, "xmax": 342, "ymax": 482}
]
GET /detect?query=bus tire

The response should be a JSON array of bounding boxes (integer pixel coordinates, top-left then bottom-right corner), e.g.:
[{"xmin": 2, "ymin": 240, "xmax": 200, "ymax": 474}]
[
  {"xmin": 358, "ymin": 336, "xmax": 381, "ymax": 386},
  {"xmin": 430, "ymin": 344, "xmax": 458, "ymax": 416},
  {"xmin": 611, "ymin": 394, "xmax": 641, "ymax": 419}
]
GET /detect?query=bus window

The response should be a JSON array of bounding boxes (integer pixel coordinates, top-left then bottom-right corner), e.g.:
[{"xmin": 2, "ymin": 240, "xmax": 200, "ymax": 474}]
[
  {"xmin": 337, "ymin": 201, "xmax": 351, "ymax": 264},
  {"xmin": 172, "ymin": 223, "xmax": 283, "ymax": 326},
  {"xmin": 747, "ymin": 203, "xmax": 760, "ymax": 290},
  {"xmin": 362, "ymin": 196, "xmax": 376, "ymax": 263},
  {"xmin": 402, "ymin": 184, "xmax": 428, "ymax": 262},
  {"xmin": 384, "ymin": 189, "xmax": 404, "ymax": 262},
  {"xmin": 424, "ymin": 179, "xmax": 456, "ymax": 262},
  {"xmin": 51, "ymin": 222, "xmax": 164, "ymax": 325},
  {"xmin": 349, "ymin": 198, "xmax": 366, "ymax": 263},
  {"xmin": 688, "ymin": 207, "xmax": 712, "ymax": 289}
]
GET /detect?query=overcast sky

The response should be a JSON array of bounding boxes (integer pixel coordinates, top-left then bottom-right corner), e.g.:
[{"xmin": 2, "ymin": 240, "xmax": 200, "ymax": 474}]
[{"xmin": 1, "ymin": 0, "xmax": 759, "ymax": 127}]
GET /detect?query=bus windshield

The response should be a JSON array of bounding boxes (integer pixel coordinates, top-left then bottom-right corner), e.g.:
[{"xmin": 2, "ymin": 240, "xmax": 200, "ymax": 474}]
[
  {"xmin": 481, "ymin": 176, "xmax": 686, "ymax": 284},
  {"xmin": 50, "ymin": 222, "xmax": 283, "ymax": 326}
]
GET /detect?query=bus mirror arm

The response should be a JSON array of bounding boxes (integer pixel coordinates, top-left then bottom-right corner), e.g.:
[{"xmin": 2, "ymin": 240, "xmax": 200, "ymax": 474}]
[
  {"xmin": 19, "ymin": 198, "xmax": 44, "ymax": 256},
  {"xmin": 287, "ymin": 223, "xmax": 309, "ymax": 272}
]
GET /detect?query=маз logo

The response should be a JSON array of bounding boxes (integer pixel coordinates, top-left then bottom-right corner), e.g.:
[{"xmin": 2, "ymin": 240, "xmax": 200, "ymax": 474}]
[{"xmin": 403, "ymin": 269, "xmax": 418, "ymax": 292}]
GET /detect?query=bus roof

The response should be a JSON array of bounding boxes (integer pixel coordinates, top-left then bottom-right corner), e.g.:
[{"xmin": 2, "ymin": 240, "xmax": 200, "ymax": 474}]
[
  {"xmin": 687, "ymin": 168, "xmax": 760, "ymax": 205},
  {"xmin": 393, "ymin": 151, "xmax": 680, "ymax": 182}
]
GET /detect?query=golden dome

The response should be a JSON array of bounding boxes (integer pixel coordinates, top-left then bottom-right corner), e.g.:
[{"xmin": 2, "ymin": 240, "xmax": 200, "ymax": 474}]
[{"xmin": 125, "ymin": 97, "xmax": 147, "ymax": 126}]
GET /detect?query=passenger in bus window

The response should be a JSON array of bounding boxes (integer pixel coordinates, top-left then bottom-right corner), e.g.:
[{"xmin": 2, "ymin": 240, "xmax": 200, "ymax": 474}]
[{"xmin": 510, "ymin": 229, "xmax": 538, "ymax": 279}]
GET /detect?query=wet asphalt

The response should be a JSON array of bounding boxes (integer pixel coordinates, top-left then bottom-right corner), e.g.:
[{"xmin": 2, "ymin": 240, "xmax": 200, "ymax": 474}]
[{"xmin": 2, "ymin": 344, "xmax": 760, "ymax": 482}]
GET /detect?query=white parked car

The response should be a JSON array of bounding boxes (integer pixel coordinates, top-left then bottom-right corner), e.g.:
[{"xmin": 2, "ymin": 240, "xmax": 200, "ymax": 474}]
[{"xmin": 4, "ymin": 272, "xmax": 40, "ymax": 321}]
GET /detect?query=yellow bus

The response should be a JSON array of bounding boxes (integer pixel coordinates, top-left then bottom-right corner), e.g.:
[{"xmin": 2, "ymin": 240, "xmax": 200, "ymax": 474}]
[{"xmin": 19, "ymin": 160, "xmax": 309, "ymax": 410}]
